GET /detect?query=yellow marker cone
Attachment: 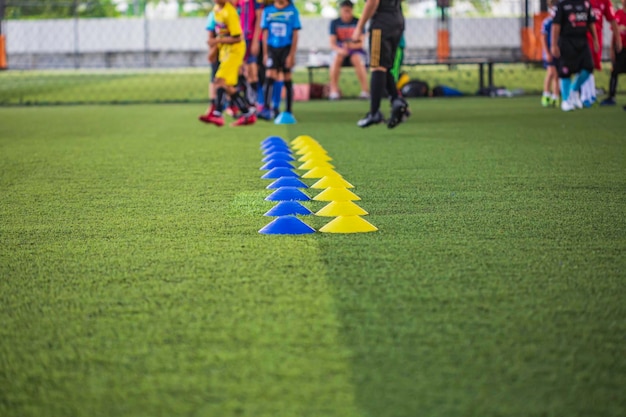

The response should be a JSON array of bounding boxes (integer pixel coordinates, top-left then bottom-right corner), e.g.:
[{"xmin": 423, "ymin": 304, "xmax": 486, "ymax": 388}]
[
  {"xmin": 291, "ymin": 135, "xmax": 317, "ymax": 147},
  {"xmin": 319, "ymin": 216, "xmax": 378, "ymax": 233},
  {"xmin": 298, "ymin": 152, "xmax": 332, "ymax": 162},
  {"xmin": 298, "ymin": 160, "xmax": 335, "ymax": 170},
  {"xmin": 311, "ymin": 176, "xmax": 354, "ymax": 189},
  {"xmin": 313, "ymin": 187, "xmax": 361, "ymax": 201},
  {"xmin": 296, "ymin": 144, "xmax": 327, "ymax": 155},
  {"xmin": 302, "ymin": 167, "xmax": 342, "ymax": 179},
  {"xmin": 316, "ymin": 201, "xmax": 368, "ymax": 217}
]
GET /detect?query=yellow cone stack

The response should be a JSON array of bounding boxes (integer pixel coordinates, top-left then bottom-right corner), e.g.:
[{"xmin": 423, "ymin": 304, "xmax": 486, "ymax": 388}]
[{"xmin": 290, "ymin": 134, "xmax": 377, "ymax": 233}]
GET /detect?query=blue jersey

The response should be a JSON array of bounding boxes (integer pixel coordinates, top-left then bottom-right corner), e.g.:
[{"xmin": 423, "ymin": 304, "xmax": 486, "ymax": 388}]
[
  {"xmin": 330, "ymin": 17, "xmax": 362, "ymax": 47},
  {"xmin": 261, "ymin": 3, "xmax": 302, "ymax": 48},
  {"xmin": 206, "ymin": 11, "xmax": 216, "ymax": 31},
  {"xmin": 541, "ymin": 16, "xmax": 553, "ymax": 60}
]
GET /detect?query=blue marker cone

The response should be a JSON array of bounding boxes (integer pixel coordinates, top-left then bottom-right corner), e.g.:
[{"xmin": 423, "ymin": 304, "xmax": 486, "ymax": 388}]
[
  {"xmin": 266, "ymin": 177, "xmax": 308, "ymax": 189},
  {"xmin": 261, "ymin": 139, "xmax": 290, "ymax": 149},
  {"xmin": 262, "ymin": 144, "xmax": 291, "ymax": 155},
  {"xmin": 264, "ymin": 201, "xmax": 313, "ymax": 216},
  {"xmin": 260, "ymin": 160, "xmax": 294, "ymax": 170},
  {"xmin": 261, "ymin": 167, "xmax": 298, "ymax": 179},
  {"xmin": 262, "ymin": 152, "xmax": 295, "ymax": 163},
  {"xmin": 262, "ymin": 136, "xmax": 287, "ymax": 146},
  {"xmin": 259, "ymin": 215, "xmax": 315, "ymax": 235},
  {"xmin": 274, "ymin": 112, "xmax": 297, "ymax": 125},
  {"xmin": 265, "ymin": 187, "xmax": 310, "ymax": 201}
]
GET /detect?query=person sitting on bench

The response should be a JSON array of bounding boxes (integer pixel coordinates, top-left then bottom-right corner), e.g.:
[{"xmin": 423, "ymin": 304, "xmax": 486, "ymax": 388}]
[{"xmin": 329, "ymin": 0, "xmax": 369, "ymax": 100}]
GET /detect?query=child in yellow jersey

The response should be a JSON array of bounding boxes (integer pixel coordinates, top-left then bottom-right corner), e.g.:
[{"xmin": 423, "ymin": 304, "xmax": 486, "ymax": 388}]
[{"xmin": 199, "ymin": 0, "xmax": 256, "ymax": 127}]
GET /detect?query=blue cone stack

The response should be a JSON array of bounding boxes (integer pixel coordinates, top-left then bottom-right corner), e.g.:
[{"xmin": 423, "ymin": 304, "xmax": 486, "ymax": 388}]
[{"xmin": 258, "ymin": 136, "xmax": 314, "ymax": 235}]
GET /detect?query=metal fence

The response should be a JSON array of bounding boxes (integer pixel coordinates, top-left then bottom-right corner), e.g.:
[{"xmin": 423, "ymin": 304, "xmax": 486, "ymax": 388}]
[{"xmin": 0, "ymin": 0, "xmax": 620, "ymax": 104}]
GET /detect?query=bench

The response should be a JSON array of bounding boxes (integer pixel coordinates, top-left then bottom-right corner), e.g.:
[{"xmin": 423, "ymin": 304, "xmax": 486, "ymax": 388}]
[{"xmin": 306, "ymin": 57, "xmax": 521, "ymax": 94}]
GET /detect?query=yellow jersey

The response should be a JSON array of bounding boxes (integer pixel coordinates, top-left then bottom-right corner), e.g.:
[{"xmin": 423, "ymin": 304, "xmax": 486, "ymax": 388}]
[{"xmin": 213, "ymin": 2, "xmax": 245, "ymax": 58}]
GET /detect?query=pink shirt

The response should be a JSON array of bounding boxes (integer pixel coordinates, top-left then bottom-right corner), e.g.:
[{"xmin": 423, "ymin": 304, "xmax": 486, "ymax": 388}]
[{"xmin": 238, "ymin": 0, "xmax": 263, "ymax": 41}]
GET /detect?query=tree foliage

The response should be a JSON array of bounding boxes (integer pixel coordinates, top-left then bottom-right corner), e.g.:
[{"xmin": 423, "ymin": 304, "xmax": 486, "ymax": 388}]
[{"xmin": 5, "ymin": 0, "xmax": 120, "ymax": 19}]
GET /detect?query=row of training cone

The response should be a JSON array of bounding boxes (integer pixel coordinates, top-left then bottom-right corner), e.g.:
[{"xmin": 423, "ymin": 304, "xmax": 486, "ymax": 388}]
[{"xmin": 257, "ymin": 135, "xmax": 378, "ymax": 234}]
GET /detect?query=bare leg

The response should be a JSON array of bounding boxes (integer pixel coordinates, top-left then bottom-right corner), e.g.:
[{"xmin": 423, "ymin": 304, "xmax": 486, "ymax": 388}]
[
  {"xmin": 543, "ymin": 68, "xmax": 551, "ymax": 93},
  {"xmin": 329, "ymin": 54, "xmax": 343, "ymax": 96},
  {"xmin": 550, "ymin": 67, "xmax": 560, "ymax": 97}
]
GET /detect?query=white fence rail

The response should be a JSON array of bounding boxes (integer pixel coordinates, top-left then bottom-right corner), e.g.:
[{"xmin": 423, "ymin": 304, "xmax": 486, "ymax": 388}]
[{"xmin": 3, "ymin": 16, "xmax": 615, "ymax": 69}]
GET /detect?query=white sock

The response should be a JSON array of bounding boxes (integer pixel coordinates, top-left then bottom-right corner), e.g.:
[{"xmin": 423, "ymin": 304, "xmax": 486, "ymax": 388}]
[
  {"xmin": 580, "ymin": 74, "xmax": 595, "ymax": 103},
  {"xmin": 543, "ymin": 91, "xmax": 551, "ymax": 97}
]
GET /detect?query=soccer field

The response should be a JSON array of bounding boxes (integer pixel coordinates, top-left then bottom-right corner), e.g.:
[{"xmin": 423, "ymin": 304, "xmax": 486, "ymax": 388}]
[{"xmin": 1, "ymin": 97, "xmax": 625, "ymax": 417}]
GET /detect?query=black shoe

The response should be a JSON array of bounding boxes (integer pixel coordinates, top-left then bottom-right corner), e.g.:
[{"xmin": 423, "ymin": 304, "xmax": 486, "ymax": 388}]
[
  {"xmin": 600, "ymin": 97, "xmax": 616, "ymax": 106},
  {"xmin": 388, "ymin": 98, "xmax": 409, "ymax": 129},
  {"xmin": 357, "ymin": 111, "xmax": 385, "ymax": 128}
]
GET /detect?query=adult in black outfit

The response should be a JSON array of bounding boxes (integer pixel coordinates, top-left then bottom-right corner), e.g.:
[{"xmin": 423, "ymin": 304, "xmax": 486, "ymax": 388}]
[{"xmin": 352, "ymin": 0, "xmax": 409, "ymax": 128}]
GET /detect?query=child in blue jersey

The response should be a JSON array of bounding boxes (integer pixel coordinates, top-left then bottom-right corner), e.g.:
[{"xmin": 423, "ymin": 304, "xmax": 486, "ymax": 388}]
[
  {"xmin": 540, "ymin": 1, "xmax": 560, "ymax": 107},
  {"xmin": 259, "ymin": 0, "xmax": 301, "ymax": 121}
]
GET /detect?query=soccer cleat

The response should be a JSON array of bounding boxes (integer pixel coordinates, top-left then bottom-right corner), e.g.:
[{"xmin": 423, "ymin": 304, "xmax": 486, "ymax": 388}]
[
  {"xmin": 387, "ymin": 98, "xmax": 409, "ymax": 129},
  {"xmin": 328, "ymin": 91, "xmax": 340, "ymax": 101},
  {"xmin": 570, "ymin": 91, "xmax": 583, "ymax": 109},
  {"xmin": 258, "ymin": 107, "xmax": 275, "ymax": 121},
  {"xmin": 551, "ymin": 96, "xmax": 560, "ymax": 108},
  {"xmin": 561, "ymin": 99, "xmax": 575, "ymax": 112},
  {"xmin": 357, "ymin": 111, "xmax": 385, "ymax": 128},
  {"xmin": 230, "ymin": 113, "xmax": 257, "ymax": 127},
  {"xmin": 358, "ymin": 91, "xmax": 370, "ymax": 99},
  {"xmin": 600, "ymin": 97, "xmax": 616, "ymax": 106},
  {"xmin": 199, "ymin": 111, "xmax": 224, "ymax": 127},
  {"xmin": 541, "ymin": 95, "xmax": 551, "ymax": 107}
]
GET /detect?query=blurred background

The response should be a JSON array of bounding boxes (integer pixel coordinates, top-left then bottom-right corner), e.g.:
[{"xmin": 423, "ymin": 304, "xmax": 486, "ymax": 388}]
[{"xmin": 0, "ymin": 0, "xmax": 621, "ymax": 104}]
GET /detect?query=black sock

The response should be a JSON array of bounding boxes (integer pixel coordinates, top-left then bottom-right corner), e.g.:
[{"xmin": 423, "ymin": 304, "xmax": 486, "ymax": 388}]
[
  {"xmin": 285, "ymin": 80, "xmax": 293, "ymax": 113},
  {"xmin": 238, "ymin": 75, "xmax": 247, "ymax": 92},
  {"xmin": 264, "ymin": 78, "xmax": 275, "ymax": 109},
  {"xmin": 609, "ymin": 71, "xmax": 618, "ymax": 98},
  {"xmin": 386, "ymin": 71, "xmax": 399, "ymax": 101},
  {"xmin": 370, "ymin": 71, "xmax": 386, "ymax": 115},
  {"xmin": 232, "ymin": 91, "xmax": 250, "ymax": 115},
  {"xmin": 215, "ymin": 88, "xmax": 226, "ymax": 114}
]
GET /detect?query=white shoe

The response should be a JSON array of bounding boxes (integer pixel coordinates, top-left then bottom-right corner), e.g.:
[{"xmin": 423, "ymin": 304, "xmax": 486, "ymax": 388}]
[
  {"xmin": 358, "ymin": 91, "xmax": 370, "ymax": 99},
  {"xmin": 328, "ymin": 91, "xmax": 340, "ymax": 101},
  {"xmin": 570, "ymin": 91, "xmax": 583, "ymax": 109},
  {"xmin": 561, "ymin": 99, "xmax": 575, "ymax": 112}
]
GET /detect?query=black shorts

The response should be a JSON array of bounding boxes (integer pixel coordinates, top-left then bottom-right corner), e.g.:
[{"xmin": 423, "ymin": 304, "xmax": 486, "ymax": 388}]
[
  {"xmin": 266, "ymin": 45, "xmax": 292, "ymax": 72},
  {"xmin": 613, "ymin": 49, "xmax": 626, "ymax": 75},
  {"xmin": 369, "ymin": 21, "xmax": 404, "ymax": 69},
  {"xmin": 557, "ymin": 37, "xmax": 594, "ymax": 78}
]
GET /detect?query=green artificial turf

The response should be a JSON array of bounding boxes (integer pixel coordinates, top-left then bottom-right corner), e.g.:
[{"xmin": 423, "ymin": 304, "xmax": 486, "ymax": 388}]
[
  {"xmin": 1, "ymin": 98, "xmax": 625, "ymax": 417},
  {"xmin": 1, "ymin": 65, "xmax": 623, "ymax": 105}
]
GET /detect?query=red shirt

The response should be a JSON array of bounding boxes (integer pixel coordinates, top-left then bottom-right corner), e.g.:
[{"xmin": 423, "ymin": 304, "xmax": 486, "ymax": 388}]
[
  {"xmin": 589, "ymin": 0, "xmax": 615, "ymax": 30},
  {"xmin": 616, "ymin": 9, "xmax": 626, "ymax": 46}
]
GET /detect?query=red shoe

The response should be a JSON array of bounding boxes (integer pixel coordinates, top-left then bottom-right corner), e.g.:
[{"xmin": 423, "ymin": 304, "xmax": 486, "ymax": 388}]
[
  {"xmin": 231, "ymin": 113, "xmax": 257, "ymax": 127},
  {"xmin": 199, "ymin": 111, "xmax": 224, "ymax": 127}
]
